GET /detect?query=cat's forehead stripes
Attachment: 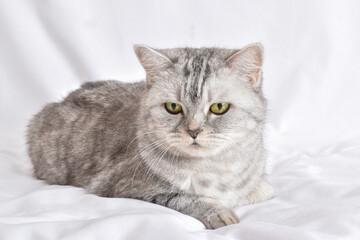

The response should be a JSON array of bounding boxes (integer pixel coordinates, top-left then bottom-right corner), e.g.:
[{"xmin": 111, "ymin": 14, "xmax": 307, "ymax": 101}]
[{"xmin": 182, "ymin": 53, "xmax": 212, "ymax": 102}]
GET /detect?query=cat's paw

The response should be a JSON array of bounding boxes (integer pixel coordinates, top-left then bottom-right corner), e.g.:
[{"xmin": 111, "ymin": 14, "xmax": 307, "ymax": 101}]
[
  {"xmin": 245, "ymin": 178, "xmax": 275, "ymax": 204},
  {"xmin": 203, "ymin": 209, "xmax": 239, "ymax": 229}
]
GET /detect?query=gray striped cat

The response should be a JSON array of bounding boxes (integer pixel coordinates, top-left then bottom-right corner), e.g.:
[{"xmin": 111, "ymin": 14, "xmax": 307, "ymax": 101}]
[{"xmin": 27, "ymin": 43, "xmax": 274, "ymax": 229}]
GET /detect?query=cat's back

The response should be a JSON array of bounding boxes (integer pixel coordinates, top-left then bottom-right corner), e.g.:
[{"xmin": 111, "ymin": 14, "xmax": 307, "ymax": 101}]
[
  {"xmin": 27, "ymin": 80, "xmax": 146, "ymax": 186},
  {"xmin": 28, "ymin": 80, "xmax": 146, "ymax": 134},
  {"xmin": 64, "ymin": 80, "xmax": 146, "ymax": 109}
]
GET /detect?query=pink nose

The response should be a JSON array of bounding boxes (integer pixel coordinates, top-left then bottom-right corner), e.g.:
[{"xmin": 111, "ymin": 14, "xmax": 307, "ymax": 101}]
[{"xmin": 187, "ymin": 129, "xmax": 202, "ymax": 139}]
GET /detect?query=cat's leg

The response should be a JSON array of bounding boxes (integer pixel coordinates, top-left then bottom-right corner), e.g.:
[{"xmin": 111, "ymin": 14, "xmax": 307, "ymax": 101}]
[
  {"xmin": 150, "ymin": 193, "xmax": 239, "ymax": 229},
  {"xmin": 244, "ymin": 177, "xmax": 275, "ymax": 204}
]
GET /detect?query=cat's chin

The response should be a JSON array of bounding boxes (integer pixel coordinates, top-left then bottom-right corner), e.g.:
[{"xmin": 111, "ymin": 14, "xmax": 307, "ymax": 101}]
[{"xmin": 174, "ymin": 144, "xmax": 223, "ymax": 158}]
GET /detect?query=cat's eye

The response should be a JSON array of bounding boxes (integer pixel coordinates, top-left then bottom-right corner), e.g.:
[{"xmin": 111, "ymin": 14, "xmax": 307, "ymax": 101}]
[
  {"xmin": 165, "ymin": 102, "xmax": 182, "ymax": 114},
  {"xmin": 210, "ymin": 103, "xmax": 230, "ymax": 115}
]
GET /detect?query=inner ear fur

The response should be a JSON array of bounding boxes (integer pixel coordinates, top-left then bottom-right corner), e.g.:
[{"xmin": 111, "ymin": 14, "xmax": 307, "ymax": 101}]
[
  {"xmin": 134, "ymin": 45, "xmax": 173, "ymax": 82},
  {"xmin": 226, "ymin": 43, "xmax": 264, "ymax": 87}
]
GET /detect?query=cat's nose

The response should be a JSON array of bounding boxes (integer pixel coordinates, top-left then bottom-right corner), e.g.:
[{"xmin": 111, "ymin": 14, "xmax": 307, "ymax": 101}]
[{"xmin": 187, "ymin": 129, "xmax": 202, "ymax": 139}]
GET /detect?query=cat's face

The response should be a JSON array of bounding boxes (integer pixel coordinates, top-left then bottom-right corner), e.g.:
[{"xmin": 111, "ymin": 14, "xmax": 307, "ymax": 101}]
[{"xmin": 136, "ymin": 45, "xmax": 266, "ymax": 158}]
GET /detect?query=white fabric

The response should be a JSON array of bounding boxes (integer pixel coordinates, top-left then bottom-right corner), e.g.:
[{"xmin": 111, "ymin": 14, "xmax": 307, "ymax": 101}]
[{"xmin": 1, "ymin": 0, "xmax": 360, "ymax": 239}]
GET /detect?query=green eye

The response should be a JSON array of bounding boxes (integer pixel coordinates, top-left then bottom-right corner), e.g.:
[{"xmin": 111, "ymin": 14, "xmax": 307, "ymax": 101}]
[
  {"xmin": 165, "ymin": 102, "xmax": 182, "ymax": 114},
  {"xmin": 210, "ymin": 103, "xmax": 230, "ymax": 115}
]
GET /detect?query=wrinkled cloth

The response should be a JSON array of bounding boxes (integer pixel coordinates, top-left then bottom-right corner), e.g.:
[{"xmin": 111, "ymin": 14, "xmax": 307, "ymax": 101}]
[{"xmin": 1, "ymin": 0, "xmax": 360, "ymax": 239}]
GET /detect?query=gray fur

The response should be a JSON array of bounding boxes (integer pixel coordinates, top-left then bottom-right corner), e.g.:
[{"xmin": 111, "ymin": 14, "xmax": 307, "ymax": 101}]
[{"xmin": 27, "ymin": 44, "xmax": 274, "ymax": 229}]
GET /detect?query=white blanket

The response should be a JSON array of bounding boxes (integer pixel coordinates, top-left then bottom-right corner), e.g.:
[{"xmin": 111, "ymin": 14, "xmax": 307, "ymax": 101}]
[{"xmin": 1, "ymin": 0, "xmax": 360, "ymax": 239}]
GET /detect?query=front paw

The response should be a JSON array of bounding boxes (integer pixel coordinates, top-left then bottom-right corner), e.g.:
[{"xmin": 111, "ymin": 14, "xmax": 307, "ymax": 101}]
[
  {"xmin": 203, "ymin": 209, "xmax": 239, "ymax": 229},
  {"xmin": 245, "ymin": 179, "xmax": 275, "ymax": 204}
]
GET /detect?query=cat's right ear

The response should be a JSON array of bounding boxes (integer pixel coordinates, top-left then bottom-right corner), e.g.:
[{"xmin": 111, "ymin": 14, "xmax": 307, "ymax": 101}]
[{"xmin": 134, "ymin": 45, "xmax": 173, "ymax": 83}]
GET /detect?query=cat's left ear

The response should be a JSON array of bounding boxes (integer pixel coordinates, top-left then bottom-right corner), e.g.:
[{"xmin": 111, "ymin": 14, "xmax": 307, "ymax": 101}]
[
  {"xmin": 134, "ymin": 45, "xmax": 173, "ymax": 83},
  {"xmin": 226, "ymin": 43, "xmax": 264, "ymax": 89}
]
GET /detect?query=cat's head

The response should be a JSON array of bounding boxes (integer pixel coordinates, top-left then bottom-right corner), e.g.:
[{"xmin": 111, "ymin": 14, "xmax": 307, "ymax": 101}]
[{"xmin": 135, "ymin": 44, "xmax": 266, "ymax": 158}]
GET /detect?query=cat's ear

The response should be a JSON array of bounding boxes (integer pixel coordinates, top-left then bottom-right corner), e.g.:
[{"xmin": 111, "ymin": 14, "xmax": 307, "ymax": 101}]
[
  {"xmin": 226, "ymin": 43, "xmax": 264, "ymax": 89},
  {"xmin": 134, "ymin": 45, "xmax": 173, "ymax": 82}
]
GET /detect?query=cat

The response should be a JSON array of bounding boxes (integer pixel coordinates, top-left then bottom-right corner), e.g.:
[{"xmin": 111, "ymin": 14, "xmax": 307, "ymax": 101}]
[{"xmin": 27, "ymin": 43, "xmax": 274, "ymax": 229}]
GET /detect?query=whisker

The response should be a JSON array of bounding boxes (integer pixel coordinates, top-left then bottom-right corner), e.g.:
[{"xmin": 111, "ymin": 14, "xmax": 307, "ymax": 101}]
[
  {"xmin": 126, "ymin": 130, "xmax": 164, "ymax": 154},
  {"xmin": 130, "ymin": 140, "xmax": 166, "ymax": 192},
  {"xmin": 143, "ymin": 144, "xmax": 172, "ymax": 182},
  {"xmin": 143, "ymin": 143, "xmax": 177, "ymax": 182}
]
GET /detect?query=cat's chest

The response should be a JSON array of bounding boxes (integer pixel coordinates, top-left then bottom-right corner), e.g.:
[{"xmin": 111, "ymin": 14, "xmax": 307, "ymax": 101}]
[{"xmin": 170, "ymin": 161, "xmax": 247, "ymax": 207}]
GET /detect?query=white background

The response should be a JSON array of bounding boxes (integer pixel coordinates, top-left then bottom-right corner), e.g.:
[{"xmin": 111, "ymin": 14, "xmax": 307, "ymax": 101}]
[{"xmin": 1, "ymin": 0, "xmax": 360, "ymax": 239}]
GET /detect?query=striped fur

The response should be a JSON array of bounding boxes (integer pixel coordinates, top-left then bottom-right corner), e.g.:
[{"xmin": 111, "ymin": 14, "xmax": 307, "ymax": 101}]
[{"xmin": 27, "ymin": 44, "xmax": 274, "ymax": 229}]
